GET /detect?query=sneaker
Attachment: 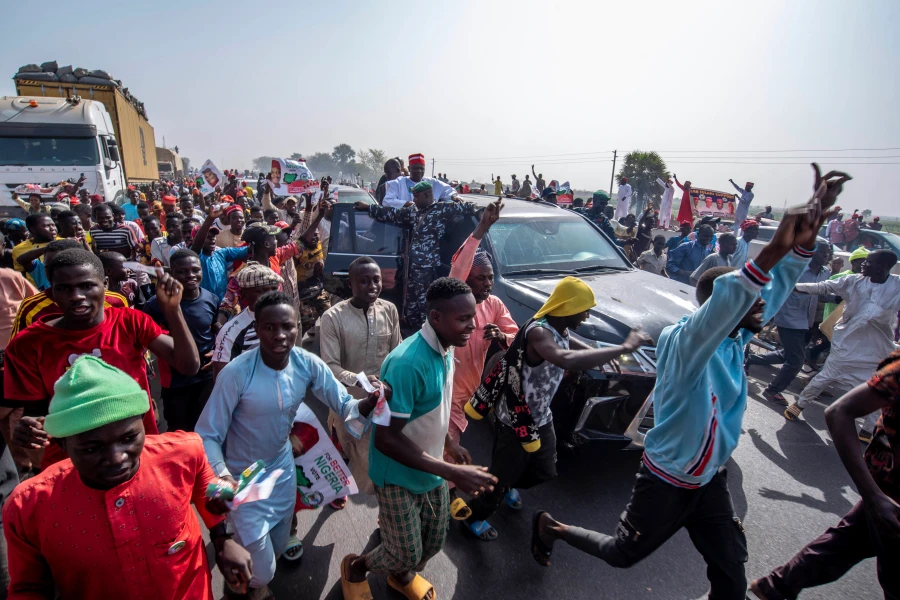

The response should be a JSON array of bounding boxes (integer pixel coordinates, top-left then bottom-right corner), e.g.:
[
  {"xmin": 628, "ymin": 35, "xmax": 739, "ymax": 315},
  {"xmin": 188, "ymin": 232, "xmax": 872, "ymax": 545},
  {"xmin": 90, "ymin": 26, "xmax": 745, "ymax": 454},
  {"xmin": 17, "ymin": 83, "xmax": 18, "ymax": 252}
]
[
  {"xmin": 762, "ymin": 390, "xmax": 788, "ymax": 406},
  {"xmin": 858, "ymin": 429, "xmax": 874, "ymax": 444}
]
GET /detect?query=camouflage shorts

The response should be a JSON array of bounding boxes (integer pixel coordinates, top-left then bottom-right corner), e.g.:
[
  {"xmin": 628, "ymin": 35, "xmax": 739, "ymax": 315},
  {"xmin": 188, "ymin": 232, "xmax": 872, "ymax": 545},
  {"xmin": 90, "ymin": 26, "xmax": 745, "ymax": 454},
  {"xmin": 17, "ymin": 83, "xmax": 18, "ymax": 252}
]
[{"xmin": 298, "ymin": 290, "xmax": 332, "ymax": 333}]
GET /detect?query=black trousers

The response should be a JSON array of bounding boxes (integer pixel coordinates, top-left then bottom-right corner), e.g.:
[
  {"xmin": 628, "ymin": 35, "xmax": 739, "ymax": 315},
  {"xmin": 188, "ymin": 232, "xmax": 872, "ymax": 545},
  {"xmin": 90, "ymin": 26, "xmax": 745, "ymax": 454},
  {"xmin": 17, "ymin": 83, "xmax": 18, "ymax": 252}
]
[
  {"xmin": 161, "ymin": 379, "xmax": 214, "ymax": 433},
  {"xmin": 467, "ymin": 421, "xmax": 557, "ymax": 523},
  {"xmin": 562, "ymin": 464, "xmax": 748, "ymax": 600},
  {"xmin": 754, "ymin": 500, "xmax": 899, "ymax": 599}
]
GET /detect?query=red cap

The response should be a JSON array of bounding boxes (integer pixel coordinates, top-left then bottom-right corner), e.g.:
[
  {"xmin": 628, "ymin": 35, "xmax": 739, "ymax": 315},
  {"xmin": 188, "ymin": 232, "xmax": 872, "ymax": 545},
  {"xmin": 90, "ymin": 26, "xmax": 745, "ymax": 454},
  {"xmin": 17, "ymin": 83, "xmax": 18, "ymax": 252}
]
[
  {"xmin": 221, "ymin": 195, "xmax": 234, "ymax": 204},
  {"xmin": 223, "ymin": 205, "xmax": 242, "ymax": 218},
  {"xmin": 161, "ymin": 195, "xmax": 177, "ymax": 205},
  {"xmin": 127, "ymin": 185, "xmax": 136, "ymax": 191},
  {"xmin": 680, "ymin": 220, "xmax": 692, "ymax": 227},
  {"xmin": 274, "ymin": 221, "xmax": 290, "ymax": 229},
  {"xmin": 236, "ymin": 190, "xmax": 245, "ymax": 197},
  {"xmin": 90, "ymin": 194, "xmax": 103, "ymax": 202},
  {"xmin": 408, "ymin": 153, "xmax": 426, "ymax": 166}
]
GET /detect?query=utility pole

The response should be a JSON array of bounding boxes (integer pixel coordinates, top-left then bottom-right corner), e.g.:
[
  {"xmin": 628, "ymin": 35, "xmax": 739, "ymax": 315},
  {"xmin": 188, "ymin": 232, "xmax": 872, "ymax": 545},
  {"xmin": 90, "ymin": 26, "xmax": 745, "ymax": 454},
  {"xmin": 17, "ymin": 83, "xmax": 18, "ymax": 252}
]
[
  {"xmin": 432, "ymin": 158, "xmax": 435, "ymax": 178},
  {"xmin": 609, "ymin": 150, "xmax": 617, "ymax": 195}
]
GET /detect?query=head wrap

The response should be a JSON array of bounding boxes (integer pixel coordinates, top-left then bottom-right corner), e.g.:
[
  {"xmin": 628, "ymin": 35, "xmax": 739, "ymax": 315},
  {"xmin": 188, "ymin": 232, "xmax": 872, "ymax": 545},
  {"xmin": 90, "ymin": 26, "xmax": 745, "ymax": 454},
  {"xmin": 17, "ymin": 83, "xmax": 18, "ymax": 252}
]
[
  {"xmin": 740, "ymin": 219, "xmax": 759, "ymax": 231},
  {"xmin": 235, "ymin": 262, "xmax": 283, "ymax": 289},
  {"xmin": 533, "ymin": 276, "xmax": 595, "ymax": 319},
  {"xmin": 220, "ymin": 195, "xmax": 234, "ymax": 204},
  {"xmin": 127, "ymin": 185, "xmax": 136, "ymax": 191},
  {"xmin": 472, "ymin": 249, "xmax": 492, "ymax": 268},
  {"xmin": 5, "ymin": 218, "xmax": 26, "ymax": 231},
  {"xmin": 680, "ymin": 220, "xmax": 692, "ymax": 227},
  {"xmin": 408, "ymin": 153, "xmax": 426, "ymax": 166},
  {"xmin": 43, "ymin": 356, "xmax": 149, "ymax": 438},
  {"xmin": 849, "ymin": 247, "xmax": 870, "ymax": 262},
  {"xmin": 411, "ymin": 180, "xmax": 432, "ymax": 193},
  {"xmin": 161, "ymin": 195, "xmax": 177, "ymax": 206},
  {"xmin": 620, "ymin": 177, "xmax": 628, "ymax": 183}
]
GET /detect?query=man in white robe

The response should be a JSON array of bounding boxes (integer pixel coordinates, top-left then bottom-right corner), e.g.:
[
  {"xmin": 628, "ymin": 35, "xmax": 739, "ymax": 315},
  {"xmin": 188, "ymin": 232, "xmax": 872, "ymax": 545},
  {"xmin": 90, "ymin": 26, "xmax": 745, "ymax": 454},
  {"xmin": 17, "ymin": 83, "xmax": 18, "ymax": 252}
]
[
  {"xmin": 656, "ymin": 177, "xmax": 675, "ymax": 229},
  {"xmin": 615, "ymin": 177, "xmax": 633, "ymax": 220},
  {"xmin": 382, "ymin": 153, "xmax": 459, "ymax": 208}
]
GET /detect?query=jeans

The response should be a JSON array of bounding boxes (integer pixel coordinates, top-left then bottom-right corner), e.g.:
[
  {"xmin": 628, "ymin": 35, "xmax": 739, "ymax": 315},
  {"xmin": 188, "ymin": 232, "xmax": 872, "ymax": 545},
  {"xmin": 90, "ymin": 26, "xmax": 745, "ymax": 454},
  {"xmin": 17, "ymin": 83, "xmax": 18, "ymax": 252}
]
[
  {"xmin": 746, "ymin": 327, "xmax": 809, "ymax": 394},
  {"xmin": 561, "ymin": 464, "xmax": 748, "ymax": 600},
  {"xmin": 754, "ymin": 500, "xmax": 899, "ymax": 599}
]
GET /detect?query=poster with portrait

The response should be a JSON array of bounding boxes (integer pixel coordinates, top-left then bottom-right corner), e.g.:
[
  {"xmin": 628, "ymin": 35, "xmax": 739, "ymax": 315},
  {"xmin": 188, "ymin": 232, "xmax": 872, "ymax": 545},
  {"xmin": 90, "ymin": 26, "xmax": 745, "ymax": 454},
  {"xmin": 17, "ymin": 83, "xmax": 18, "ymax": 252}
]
[
  {"xmin": 198, "ymin": 159, "xmax": 225, "ymax": 195},
  {"xmin": 292, "ymin": 403, "xmax": 357, "ymax": 509},
  {"xmin": 267, "ymin": 158, "xmax": 320, "ymax": 197},
  {"xmin": 690, "ymin": 188, "xmax": 737, "ymax": 220}
]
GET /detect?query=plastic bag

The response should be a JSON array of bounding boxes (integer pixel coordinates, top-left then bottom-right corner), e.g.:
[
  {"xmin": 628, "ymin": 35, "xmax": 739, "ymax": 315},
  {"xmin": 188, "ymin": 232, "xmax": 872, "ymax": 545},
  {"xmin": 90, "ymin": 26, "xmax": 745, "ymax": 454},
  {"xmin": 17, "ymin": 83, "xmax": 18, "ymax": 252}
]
[
  {"xmin": 17, "ymin": 64, "xmax": 41, "ymax": 74},
  {"xmin": 40, "ymin": 61, "xmax": 58, "ymax": 73}
]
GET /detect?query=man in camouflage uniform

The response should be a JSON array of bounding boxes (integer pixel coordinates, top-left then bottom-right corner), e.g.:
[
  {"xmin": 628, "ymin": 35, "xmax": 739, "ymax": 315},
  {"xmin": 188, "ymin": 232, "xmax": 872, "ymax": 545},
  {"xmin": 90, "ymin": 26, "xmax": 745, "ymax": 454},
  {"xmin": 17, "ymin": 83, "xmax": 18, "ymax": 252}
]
[{"xmin": 355, "ymin": 180, "xmax": 478, "ymax": 329}]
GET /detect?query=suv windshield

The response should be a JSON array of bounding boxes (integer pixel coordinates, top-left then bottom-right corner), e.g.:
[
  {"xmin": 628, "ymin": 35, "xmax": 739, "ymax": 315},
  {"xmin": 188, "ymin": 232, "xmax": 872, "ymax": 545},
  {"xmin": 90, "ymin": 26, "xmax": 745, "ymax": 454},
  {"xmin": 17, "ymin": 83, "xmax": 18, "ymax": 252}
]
[
  {"xmin": 0, "ymin": 136, "xmax": 99, "ymax": 166},
  {"xmin": 334, "ymin": 188, "xmax": 375, "ymax": 205},
  {"xmin": 488, "ymin": 215, "xmax": 630, "ymax": 274}
]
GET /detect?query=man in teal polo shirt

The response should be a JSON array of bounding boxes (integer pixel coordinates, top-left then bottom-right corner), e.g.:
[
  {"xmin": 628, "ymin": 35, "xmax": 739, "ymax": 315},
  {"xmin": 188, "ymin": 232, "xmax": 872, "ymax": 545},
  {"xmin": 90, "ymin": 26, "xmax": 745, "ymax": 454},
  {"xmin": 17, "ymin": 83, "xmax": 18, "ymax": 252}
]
[{"xmin": 341, "ymin": 278, "xmax": 498, "ymax": 600}]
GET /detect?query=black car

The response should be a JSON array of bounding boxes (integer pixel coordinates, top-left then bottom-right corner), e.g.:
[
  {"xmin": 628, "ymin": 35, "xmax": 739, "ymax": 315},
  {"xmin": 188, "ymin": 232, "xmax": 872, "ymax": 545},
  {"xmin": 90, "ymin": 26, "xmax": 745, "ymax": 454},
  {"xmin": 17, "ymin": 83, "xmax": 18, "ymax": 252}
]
[{"xmin": 323, "ymin": 196, "xmax": 699, "ymax": 451}]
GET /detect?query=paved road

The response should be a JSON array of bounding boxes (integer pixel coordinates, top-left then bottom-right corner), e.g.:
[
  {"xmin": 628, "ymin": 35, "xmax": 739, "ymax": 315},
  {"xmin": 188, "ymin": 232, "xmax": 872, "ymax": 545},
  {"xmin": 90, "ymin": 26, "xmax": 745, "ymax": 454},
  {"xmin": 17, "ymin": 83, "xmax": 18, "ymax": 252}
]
[{"xmin": 202, "ymin": 362, "xmax": 879, "ymax": 600}]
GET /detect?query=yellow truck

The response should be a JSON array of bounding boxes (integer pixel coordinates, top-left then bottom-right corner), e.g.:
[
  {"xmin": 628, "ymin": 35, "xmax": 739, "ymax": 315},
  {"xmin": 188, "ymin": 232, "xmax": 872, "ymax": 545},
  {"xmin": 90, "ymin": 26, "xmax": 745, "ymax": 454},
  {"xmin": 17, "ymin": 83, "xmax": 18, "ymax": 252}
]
[{"xmin": 13, "ymin": 78, "xmax": 159, "ymax": 185}]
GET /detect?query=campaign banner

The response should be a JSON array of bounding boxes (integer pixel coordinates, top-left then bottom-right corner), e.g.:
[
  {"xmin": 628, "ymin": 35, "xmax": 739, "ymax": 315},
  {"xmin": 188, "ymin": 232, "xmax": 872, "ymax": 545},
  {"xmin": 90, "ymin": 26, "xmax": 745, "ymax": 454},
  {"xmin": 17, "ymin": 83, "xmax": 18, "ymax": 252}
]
[
  {"xmin": 292, "ymin": 403, "xmax": 357, "ymax": 509},
  {"xmin": 691, "ymin": 188, "xmax": 736, "ymax": 220},
  {"xmin": 268, "ymin": 158, "xmax": 320, "ymax": 197},
  {"xmin": 198, "ymin": 160, "xmax": 225, "ymax": 195}
]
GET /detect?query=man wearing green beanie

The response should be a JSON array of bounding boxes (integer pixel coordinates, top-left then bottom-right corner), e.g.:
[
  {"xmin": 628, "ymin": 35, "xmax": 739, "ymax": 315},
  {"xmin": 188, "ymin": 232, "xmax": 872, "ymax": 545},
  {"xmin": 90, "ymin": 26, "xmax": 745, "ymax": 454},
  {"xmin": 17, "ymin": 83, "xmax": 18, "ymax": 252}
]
[{"xmin": 2, "ymin": 355, "xmax": 252, "ymax": 599}]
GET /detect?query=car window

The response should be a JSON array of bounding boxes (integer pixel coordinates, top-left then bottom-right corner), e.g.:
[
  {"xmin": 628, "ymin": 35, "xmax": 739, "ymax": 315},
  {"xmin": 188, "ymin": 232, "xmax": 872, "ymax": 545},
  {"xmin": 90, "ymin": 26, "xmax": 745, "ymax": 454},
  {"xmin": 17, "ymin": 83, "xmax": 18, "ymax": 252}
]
[
  {"xmin": 756, "ymin": 228, "xmax": 774, "ymax": 242},
  {"xmin": 330, "ymin": 211, "xmax": 403, "ymax": 256},
  {"xmin": 488, "ymin": 216, "xmax": 629, "ymax": 273},
  {"xmin": 334, "ymin": 189, "xmax": 375, "ymax": 205}
]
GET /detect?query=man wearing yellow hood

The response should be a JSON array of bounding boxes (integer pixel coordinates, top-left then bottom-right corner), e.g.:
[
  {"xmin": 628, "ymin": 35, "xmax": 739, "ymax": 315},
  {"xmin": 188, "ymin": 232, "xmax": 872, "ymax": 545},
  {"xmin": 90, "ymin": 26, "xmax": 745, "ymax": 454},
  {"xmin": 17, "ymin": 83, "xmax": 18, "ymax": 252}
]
[{"xmin": 463, "ymin": 276, "xmax": 651, "ymax": 540}]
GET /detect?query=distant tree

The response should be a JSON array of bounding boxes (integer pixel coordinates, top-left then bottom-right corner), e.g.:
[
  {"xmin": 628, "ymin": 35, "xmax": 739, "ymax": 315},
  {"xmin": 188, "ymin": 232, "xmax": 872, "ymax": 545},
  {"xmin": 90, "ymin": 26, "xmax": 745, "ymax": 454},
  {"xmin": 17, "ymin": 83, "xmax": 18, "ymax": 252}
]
[
  {"xmin": 252, "ymin": 156, "xmax": 278, "ymax": 173},
  {"xmin": 617, "ymin": 151, "xmax": 669, "ymax": 215},
  {"xmin": 306, "ymin": 152, "xmax": 337, "ymax": 176},
  {"xmin": 289, "ymin": 153, "xmax": 304, "ymax": 161},
  {"xmin": 332, "ymin": 144, "xmax": 356, "ymax": 168},
  {"xmin": 362, "ymin": 149, "xmax": 387, "ymax": 174},
  {"xmin": 862, "ymin": 209, "xmax": 872, "ymax": 220}
]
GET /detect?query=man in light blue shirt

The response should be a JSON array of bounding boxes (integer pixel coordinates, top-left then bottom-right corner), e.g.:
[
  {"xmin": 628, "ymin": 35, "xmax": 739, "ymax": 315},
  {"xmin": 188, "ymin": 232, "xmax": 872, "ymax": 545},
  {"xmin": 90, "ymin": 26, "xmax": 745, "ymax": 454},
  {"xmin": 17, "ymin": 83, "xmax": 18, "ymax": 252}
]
[
  {"xmin": 190, "ymin": 210, "xmax": 250, "ymax": 302},
  {"xmin": 667, "ymin": 225, "xmax": 714, "ymax": 285},
  {"xmin": 122, "ymin": 189, "xmax": 141, "ymax": 222},
  {"xmin": 729, "ymin": 179, "xmax": 755, "ymax": 234}
]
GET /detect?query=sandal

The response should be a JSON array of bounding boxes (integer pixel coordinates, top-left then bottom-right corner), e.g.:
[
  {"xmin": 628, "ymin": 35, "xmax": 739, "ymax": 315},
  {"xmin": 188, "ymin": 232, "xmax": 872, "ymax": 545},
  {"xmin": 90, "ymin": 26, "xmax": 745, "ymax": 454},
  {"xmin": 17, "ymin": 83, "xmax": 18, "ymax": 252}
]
[
  {"xmin": 387, "ymin": 573, "xmax": 435, "ymax": 600},
  {"xmin": 464, "ymin": 519, "xmax": 498, "ymax": 541},
  {"xmin": 504, "ymin": 488, "xmax": 523, "ymax": 510},
  {"xmin": 282, "ymin": 536, "xmax": 303, "ymax": 561},
  {"xmin": 784, "ymin": 403, "xmax": 803, "ymax": 421},
  {"xmin": 340, "ymin": 554, "xmax": 373, "ymax": 600},
  {"xmin": 449, "ymin": 497, "xmax": 472, "ymax": 521},
  {"xmin": 762, "ymin": 390, "xmax": 788, "ymax": 406},
  {"xmin": 531, "ymin": 511, "xmax": 553, "ymax": 567},
  {"xmin": 330, "ymin": 496, "xmax": 348, "ymax": 510}
]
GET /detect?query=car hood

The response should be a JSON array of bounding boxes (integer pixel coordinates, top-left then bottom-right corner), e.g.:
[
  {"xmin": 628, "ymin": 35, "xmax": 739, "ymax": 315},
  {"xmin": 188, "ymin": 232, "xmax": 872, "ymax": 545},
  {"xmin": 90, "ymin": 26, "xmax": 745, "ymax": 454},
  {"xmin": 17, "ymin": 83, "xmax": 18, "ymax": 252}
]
[{"xmin": 502, "ymin": 269, "xmax": 698, "ymax": 344}]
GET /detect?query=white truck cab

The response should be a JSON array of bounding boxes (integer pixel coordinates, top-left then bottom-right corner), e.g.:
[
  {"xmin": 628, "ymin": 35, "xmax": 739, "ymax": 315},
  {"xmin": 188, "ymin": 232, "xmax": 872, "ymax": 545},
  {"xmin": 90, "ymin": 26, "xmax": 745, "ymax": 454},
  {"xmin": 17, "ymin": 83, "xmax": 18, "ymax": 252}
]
[{"xmin": 0, "ymin": 96, "xmax": 125, "ymax": 216}]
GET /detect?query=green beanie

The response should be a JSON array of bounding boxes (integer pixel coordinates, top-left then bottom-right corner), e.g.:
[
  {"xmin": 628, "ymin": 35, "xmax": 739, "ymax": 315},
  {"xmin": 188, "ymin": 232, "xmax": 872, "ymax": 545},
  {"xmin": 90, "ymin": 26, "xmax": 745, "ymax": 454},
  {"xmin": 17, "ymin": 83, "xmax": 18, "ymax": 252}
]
[
  {"xmin": 411, "ymin": 180, "xmax": 433, "ymax": 193},
  {"xmin": 44, "ymin": 355, "xmax": 149, "ymax": 438}
]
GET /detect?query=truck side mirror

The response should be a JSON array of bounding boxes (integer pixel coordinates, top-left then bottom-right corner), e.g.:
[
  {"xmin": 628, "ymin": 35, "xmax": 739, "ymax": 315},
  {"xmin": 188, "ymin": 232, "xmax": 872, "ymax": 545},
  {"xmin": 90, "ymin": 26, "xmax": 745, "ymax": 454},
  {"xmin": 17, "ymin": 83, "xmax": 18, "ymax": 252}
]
[{"xmin": 107, "ymin": 139, "xmax": 121, "ymax": 162}]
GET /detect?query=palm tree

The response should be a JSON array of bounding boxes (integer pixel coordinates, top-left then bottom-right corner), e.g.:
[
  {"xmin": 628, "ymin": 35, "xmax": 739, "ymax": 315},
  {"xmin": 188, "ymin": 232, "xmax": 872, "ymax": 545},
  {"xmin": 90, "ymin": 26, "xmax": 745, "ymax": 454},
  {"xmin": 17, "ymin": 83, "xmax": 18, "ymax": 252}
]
[{"xmin": 617, "ymin": 151, "xmax": 669, "ymax": 215}]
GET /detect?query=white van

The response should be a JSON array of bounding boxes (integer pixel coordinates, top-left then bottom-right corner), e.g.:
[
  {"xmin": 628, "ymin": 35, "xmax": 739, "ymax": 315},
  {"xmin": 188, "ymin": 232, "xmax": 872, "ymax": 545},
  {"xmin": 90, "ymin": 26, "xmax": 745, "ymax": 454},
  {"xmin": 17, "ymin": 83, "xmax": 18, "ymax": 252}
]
[{"xmin": 0, "ymin": 96, "xmax": 126, "ymax": 216}]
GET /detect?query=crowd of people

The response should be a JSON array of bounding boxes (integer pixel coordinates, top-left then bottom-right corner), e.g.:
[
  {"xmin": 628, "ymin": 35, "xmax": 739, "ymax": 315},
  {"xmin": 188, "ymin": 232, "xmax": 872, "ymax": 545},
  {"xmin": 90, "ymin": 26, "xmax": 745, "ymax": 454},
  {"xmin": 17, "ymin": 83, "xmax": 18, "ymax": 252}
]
[{"xmin": 0, "ymin": 157, "xmax": 896, "ymax": 600}]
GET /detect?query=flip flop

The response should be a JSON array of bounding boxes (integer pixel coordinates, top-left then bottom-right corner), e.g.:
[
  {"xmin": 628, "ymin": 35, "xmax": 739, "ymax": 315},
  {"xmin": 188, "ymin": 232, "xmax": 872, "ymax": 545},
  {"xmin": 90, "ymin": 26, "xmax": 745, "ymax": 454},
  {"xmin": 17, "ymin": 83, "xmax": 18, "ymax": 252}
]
[
  {"xmin": 340, "ymin": 554, "xmax": 373, "ymax": 600},
  {"xmin": 504, "ymin": 488, "xmax": 523, "ymax": 510},
  {"xmin": 282, "ymin": 536, "xmax": 303, "ymax": 561},
  {"xmin": 387, "ymin": 573, "xmax": 435, "ymax": 600},
  {"xmin": 784, "ymin": 403, "xmax": 803, "ymax": 421},
  {"xmin": 464, "ymin": 519, "xmax": 498, "ymax": 541},
  {"xmin": 531, "ymin": 511, "xmax": 553, "ymax": 567},
  {"xmin": 330, "ymin": 496, "xmax": 348, "ymax": 510}
]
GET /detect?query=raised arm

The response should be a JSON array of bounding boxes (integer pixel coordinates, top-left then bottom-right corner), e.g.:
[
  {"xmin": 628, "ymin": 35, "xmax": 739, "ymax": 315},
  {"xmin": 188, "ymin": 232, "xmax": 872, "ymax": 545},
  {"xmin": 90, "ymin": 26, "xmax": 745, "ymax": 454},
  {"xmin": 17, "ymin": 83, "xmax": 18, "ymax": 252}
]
[
  {"xmin": 449, "ymin": 198, "xmax": 502, "ymax": 281},
  {"xmin": 146, "ymin": 270, "xmax": 201, "ymax": 375},
  {"xmin": 366, "ymin": 202, "xmax": 415, "ymax": 227},
  {"xmin": 191, "ymin": 206, "xmax": 224, "ymax": 254}
]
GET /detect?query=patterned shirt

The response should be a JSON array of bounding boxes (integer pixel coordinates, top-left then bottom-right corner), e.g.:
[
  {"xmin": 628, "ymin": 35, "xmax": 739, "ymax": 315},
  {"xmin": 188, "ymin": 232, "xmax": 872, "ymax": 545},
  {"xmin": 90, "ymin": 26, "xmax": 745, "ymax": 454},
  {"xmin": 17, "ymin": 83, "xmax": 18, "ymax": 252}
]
[
  {"xmin": 866, "ymin": 349, "xmax": 900, "ymax": 502},
  {"xmin": 3, "ymin": 432, "xmax": 223, "ymax": 600}
]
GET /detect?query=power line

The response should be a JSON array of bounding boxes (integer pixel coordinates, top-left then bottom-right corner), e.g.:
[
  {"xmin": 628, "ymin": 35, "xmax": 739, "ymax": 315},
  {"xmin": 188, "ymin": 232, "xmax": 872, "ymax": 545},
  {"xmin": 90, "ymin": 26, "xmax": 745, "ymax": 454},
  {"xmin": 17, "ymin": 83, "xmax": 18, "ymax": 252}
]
[{"xmin": 657, "ymin": 147, "xmax": 900, "ymax": 153}]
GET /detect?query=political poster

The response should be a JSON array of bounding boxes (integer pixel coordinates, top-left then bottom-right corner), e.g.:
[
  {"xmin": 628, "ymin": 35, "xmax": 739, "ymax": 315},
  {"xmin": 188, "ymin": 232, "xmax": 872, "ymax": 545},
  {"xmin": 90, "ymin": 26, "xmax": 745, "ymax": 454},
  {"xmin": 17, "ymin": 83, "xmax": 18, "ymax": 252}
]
[
  {"xmin": 292, "ymin": 403, "xmax": 357, "ymax": 509},
  {"xmin": 690, "ymin": 187, "xmax": 737, "ymax": 220},
  {"xmin": 198, "ymin": 159, "xmax": 225, "ymax": 195},
  {"xmin": 268, "ymin": 158, "xmax": 320, "ymax": 197}
]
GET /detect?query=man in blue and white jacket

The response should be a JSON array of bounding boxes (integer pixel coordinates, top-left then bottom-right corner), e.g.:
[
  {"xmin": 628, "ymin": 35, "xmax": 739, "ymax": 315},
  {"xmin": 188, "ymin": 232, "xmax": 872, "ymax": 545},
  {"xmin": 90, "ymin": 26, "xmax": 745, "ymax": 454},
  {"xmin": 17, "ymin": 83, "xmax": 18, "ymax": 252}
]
[{"xmin": 530, "ymin": 166, "xmax": 849, "ymax": 600}]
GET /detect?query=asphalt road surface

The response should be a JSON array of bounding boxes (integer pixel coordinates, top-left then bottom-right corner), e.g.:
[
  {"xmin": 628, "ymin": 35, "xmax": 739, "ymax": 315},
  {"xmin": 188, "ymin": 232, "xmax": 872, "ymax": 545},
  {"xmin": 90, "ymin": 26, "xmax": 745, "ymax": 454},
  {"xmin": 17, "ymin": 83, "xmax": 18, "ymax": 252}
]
[{"xmin": 199, "ymin": 359, "xmax": 881, "ymax": 600}]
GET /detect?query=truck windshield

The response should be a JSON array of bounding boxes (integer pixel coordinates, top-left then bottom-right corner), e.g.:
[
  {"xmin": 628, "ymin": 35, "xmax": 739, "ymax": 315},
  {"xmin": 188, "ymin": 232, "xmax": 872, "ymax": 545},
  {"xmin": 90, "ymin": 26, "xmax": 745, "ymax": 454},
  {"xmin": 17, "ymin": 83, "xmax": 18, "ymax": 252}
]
[{"xmin": 0, "ymin": 137, "xmax": 99, "ymax": 167}]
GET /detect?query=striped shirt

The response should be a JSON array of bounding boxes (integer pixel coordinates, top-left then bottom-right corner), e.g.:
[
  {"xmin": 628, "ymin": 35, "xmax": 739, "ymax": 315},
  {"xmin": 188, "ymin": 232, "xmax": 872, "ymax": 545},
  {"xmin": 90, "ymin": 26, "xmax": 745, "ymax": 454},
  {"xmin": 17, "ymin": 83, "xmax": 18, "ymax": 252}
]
[
  {"xmin": 9, "ymin": 290, "xmax": 128, "ymax": 340},
  {"xmin": 212, "ymin": 309, "xmax": 258, "ymax": 364},
  {"xmin": 90, "ymin": 226, "xmax": 138, "ymax": 257}
]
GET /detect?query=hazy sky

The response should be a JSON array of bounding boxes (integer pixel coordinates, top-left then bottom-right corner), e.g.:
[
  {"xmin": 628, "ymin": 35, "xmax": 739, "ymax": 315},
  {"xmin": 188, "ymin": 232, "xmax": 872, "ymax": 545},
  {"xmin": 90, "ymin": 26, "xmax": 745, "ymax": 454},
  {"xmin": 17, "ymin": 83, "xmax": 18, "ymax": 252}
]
[{"xmin": 2, "ymin": 0, "xmax": 898, "ymax": 214}]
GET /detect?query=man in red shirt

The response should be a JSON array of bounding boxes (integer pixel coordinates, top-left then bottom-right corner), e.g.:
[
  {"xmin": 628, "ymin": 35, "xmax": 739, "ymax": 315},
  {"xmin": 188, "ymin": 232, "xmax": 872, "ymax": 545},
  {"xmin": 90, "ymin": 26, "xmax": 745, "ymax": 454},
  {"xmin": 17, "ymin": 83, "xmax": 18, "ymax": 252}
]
[
  {"xmin": 3, "ymin": 355, "xmax": 252, "ymax": 599},
  {"xmin": 4, "ymin": 248, "xmax": 200, "ymax": 469}
]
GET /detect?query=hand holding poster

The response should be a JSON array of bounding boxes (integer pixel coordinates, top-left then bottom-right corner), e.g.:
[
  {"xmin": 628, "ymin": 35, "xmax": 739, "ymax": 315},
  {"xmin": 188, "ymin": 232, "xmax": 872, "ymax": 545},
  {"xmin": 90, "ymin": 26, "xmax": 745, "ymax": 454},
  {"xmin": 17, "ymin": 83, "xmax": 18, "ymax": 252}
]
[
  {"xmin": 199, "ymin": 159, "xmax": 225, "ymax": 195},
  {"xmin": 690, "ymin": 188, "xmax": 736, "ymax": 220},
  {"xmin": 291, "ymin": 403, "xmax": 357, "ymax": 509},
  {"xmin": 268, "ymin": 158, "xmax": 320, "ymax": 196}
]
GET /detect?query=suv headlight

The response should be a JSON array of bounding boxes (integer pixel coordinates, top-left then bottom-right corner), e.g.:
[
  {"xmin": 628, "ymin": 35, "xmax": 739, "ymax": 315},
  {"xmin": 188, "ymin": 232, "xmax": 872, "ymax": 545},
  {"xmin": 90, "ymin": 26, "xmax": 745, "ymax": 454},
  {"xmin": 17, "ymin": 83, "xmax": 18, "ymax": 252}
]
[{"xmin": 569, "ymin": 331, "xmax": 657, "ymax": 376}]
